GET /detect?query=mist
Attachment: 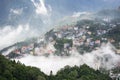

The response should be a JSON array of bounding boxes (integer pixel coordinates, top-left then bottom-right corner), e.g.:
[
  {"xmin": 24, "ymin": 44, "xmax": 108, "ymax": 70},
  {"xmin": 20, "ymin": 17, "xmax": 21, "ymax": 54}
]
[
  {"xmin": 0, "ymin": 24, "xmax": 39, "ymax": 50},
  {"xmin": 15, "ymin": 43, "xmax": 120, "ymax": 75},
  {"xmin": 0, "ymin": 0, "xmax": 54, "ymax": 50}
]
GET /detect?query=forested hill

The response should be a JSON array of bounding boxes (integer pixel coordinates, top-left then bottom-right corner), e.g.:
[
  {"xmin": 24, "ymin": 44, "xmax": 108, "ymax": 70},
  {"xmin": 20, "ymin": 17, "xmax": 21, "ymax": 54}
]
[
  {"xmin": 0, "ymin": 54, "xmax": 111, "ymax": 80},
  {"xmin": 0, "ymin": 54, "xmax": 47, "ymax": 80}
]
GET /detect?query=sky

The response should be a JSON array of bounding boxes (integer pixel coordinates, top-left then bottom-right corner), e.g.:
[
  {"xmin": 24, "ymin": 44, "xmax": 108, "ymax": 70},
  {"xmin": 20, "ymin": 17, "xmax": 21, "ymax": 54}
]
[
  {"xmin": 0, "ymin": 0, "xmax": 120, "ymax": 26},
  {"xmin": 0, "ymin": 0, "xmax": 120, "ymax": 25}
]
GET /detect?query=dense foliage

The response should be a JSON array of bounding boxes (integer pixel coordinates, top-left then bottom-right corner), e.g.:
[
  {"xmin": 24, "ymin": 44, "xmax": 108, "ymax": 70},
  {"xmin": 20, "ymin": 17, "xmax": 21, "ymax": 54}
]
[
  {"xmin": 54, "ymin": 38, "xmax": 73, "ymax": 50},
  {"xmin": 0, "ymin": 55, "xmax": 112, "ymax": 80},
  {"xmin": 0, "ymin": 55, "xmax": 47, "ymax": 80},
  {"xmin": 52, "ymin": 65, "xmax": 112, "ymax": 80},
  {"xmin": 54, "ymin": 38, "xmax": 72, "ymax": 56}
]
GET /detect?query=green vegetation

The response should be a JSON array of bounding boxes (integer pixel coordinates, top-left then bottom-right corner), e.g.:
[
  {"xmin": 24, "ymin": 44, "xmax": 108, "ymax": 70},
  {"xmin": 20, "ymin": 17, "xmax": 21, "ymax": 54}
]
[
  {"xmin": 54, "ymin": 38, "xmax": 72, "ymax": 55},
  {"xmin": 50, "ymin": 64, "xmax": 112, "ymax": 80},
  {"xmin": 0, "ymin": 54, "xmax": 111, "ymax": 80},
  {"xmin": 0, "ymin": 55, "xmax": 47, "ymax": 80},
  {"xmin": 54, "ymin": 38, "xmax": 73, "ymax": 50}
]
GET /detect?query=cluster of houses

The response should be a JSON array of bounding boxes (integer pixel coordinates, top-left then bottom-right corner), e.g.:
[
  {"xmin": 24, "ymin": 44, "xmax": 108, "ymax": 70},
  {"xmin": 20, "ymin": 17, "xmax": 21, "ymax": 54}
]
[
  {"xmin": 9, "ymin": 38, "xmax": 56, "ymax": 57},
  {"xmin": 11, "ymin": 43, "xmax": 34, "ymax": 55},
  {"xmin": 8, "ymin": 19, "xmax": 120, "ymax": 57},
  {"xmin": 48, "ymin": 21, "xmax": 118, "ymax": 54}
]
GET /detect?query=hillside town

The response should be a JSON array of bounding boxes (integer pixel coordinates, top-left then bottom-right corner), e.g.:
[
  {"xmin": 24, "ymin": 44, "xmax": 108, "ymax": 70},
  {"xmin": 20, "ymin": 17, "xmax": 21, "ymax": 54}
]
[
  {"xmin": 4, "ymin": 18, "xmax": 120, "ymax": 59},
  {"xmin": 2, "ymin": 18, "xmax": 120, "ymax": 80}
]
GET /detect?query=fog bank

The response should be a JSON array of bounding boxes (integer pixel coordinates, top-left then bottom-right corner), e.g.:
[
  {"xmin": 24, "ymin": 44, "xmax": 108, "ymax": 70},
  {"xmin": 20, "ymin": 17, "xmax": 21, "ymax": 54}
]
[{"xmin": 15, "ymin": 43, "xmax": 120, "ymax": 75}]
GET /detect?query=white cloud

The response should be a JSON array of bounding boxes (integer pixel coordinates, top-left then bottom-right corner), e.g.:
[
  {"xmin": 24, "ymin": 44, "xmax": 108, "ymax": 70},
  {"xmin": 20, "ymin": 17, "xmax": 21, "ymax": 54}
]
[
  {"xmin": 15, "ymin": 43, "xmax": 120, "ymax": 75},
  {"xmin": 72, "ymin": 12, "xmax": 90, "ymax": 18},
  {"xmin": 10, "ymin": 8, "xmax": 23, "ymax": 15},
  {"xmin": 31, "ymin": 0, "xmax": 49, "ymax": 15},
  {"xmin": 0, "ymin": 24, "xmax": 38, "ymax": 50}
]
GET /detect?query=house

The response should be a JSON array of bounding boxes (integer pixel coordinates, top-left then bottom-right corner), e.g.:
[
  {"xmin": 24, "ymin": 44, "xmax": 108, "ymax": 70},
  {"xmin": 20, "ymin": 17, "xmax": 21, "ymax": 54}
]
[
  {"xmin": 13, "ymin": 49, "xmax": 21, "ymax": 54},
  {"xmin": 64, "ymin": 43, "xmax": 70, "ymax": 49},
  {"xmin": 85, "ymin": 42, "xmax": 89, "ymax": 46},
  {"xmin": 49, "ymin": 37, "xmax": 54, "ymax": 41},
  {"xmin": 47, "ymin": 50, "xmax": 54, "ymax": 54},
  {"xmin": 86, "ymin": 25, "xmax": 90, "ymax": 29},
  {"xmin": 97, "ymin": 30, "xmax": 102, "ymax": 35},
  {"xmin": 74, "ymin": 26, "xmax": 78, "ymax": 31},
  {"xmin": 34, "ymin": 47, "xmax": 40, "ymax": 55},
  {"xmin": 73, "ymin": 38, "xmax": 81, "ymax": 46},
  {"xmin": 90, "ymin": 41, "xmax": 95, "ymax": 46},
  {"xmin": 30, "ymin": 51, "xmax": 34, "ymax": 55},
  {"xmin": 56, "ymin": 32, "xmax": 62, "ymax": 38},
  {"xmin": 108, "ymin": 39, "xmax": 115, "ymax": 43},
  {"xmin": 116, "ymin": 49, "xmax": 120, "ymax": 54},
  {"xmin": 21, "ymin": 46, "xmax": 28, "ymax": 53},
  {"xmin": 101, "ymin": 38, "xmax": 107, "ymax": 41},
  {"xmin": 86, "ymin": 38, "xmax": 91, "ymax": 43},
  {"xmin": 38, "ymin": 37, "xmax": 44, "ymax": 42},
  {"xmin": 87, "ymin": 31, "xmax": 92, "ymax": 35},
  {"xmin": 95, "ymin": 40, "xmax": 101, "ymax": 44},
  {"xmin": 46, "ymin": 43, "xmax": 56, "ymax": 54},
  {"xmin": 95, "ymin": 47, "xmax": 100, "ymax": 50},
  {"xmin": 28, "ymin": 44, "xmax": 34, "ymax": 51},
  {"xmin": 39, "ymin": 47, "xmax": 46, "ymax": 55},
  {"xmin": 82, "ymin": 35, "xmax": 86, "ymax": 40}
]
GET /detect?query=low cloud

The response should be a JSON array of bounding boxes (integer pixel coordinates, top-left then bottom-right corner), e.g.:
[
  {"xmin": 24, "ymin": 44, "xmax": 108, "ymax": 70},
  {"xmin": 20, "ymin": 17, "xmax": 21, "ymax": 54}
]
[
  {"xmin": 15, "ymin": 43, "xmax": 120, "ymax": 75},
  {"xmin": 10, "ymin": 8, "xmax": 23, "ymax": 15},
  {"xmin": 72, "ymin": 12, "xmax": 90, "ymax": 18},
  {"xmin": 0, "ymin": 24, "xmax": 38, "ymax": 50}
]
